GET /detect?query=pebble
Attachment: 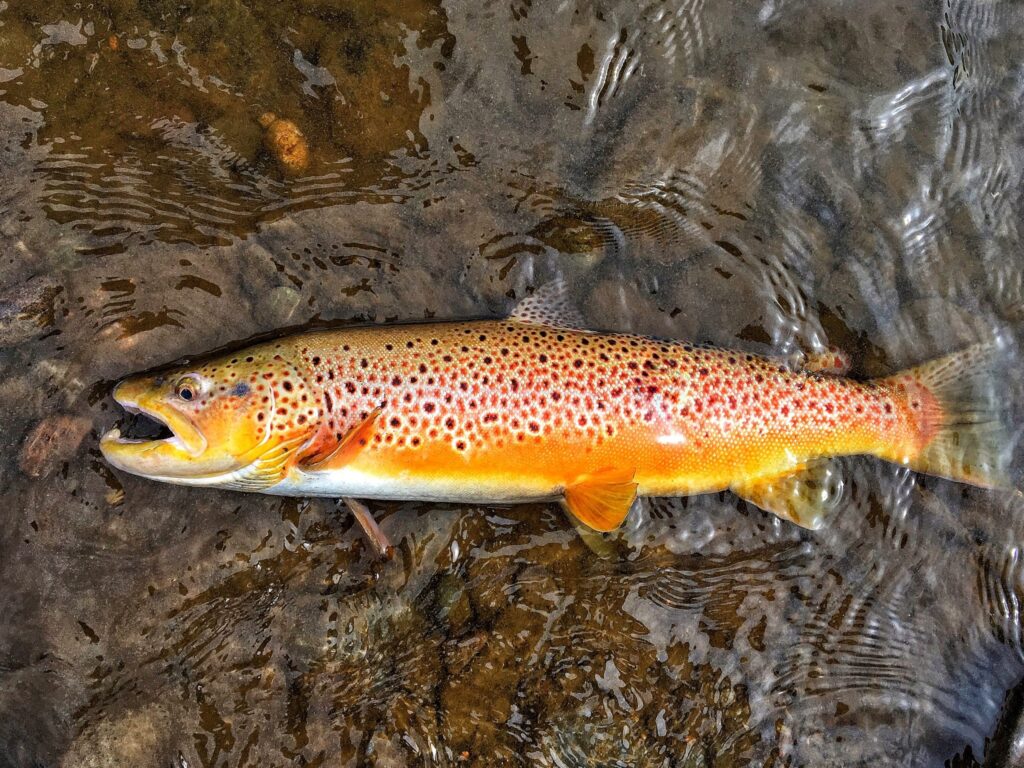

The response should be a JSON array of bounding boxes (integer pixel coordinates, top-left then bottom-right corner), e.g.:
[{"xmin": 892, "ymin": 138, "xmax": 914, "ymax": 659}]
[
  {"xmin": 259, "ymin": 112, "xmax": 310, "ymax": 176},
  {"xmin": 33, "ymin": 358, "xmax": 87, "ymax": 406}
]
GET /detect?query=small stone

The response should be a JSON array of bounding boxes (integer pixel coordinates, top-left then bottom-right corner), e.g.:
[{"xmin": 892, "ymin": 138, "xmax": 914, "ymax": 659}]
[
  {"xmin": 19, "ymin": 415, "xmax": 92, "ymax": 479},
  {"xmin": 59, "ymin": 702, "xmax": 181, "ymax": 767},
  {"xmin": 435, "ymin": 573, "xmax": 471, "ymax": 630},
  {"xmin": 259, "ymin": 112, "xmax": 310, "ymax": 176},
  {"xmin": 0, "ymin": 275, "xmax": 62, "ymax": 348},
  {"xmin": 529, "ymin": 215, "xmax": 610, "ymax": 268}
]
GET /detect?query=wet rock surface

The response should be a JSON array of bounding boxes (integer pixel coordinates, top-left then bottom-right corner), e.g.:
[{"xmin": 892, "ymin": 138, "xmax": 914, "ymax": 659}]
[
  {"xmin": 0, "ymin": 273, "xmax": 62, "ymax": 348},
  {"xmin": 1, "ymin": 0, "xmax": 1023, "ymax": 765}
]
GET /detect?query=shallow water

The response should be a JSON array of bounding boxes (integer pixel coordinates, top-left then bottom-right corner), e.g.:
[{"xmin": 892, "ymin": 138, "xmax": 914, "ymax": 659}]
[{"xmin": 2, "ymin": 0, "xmax": 1024, "ymax": 765}]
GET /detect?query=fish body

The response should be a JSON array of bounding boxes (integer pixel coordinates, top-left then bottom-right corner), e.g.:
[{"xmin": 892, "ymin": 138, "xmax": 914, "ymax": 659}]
[
  {"xmin": 101, "ymin": 286, "xmax": 1008, "ymax": 532},
  {"xmin": 263, "ymin": 322, "xmax": 907, "ymax": 498}
]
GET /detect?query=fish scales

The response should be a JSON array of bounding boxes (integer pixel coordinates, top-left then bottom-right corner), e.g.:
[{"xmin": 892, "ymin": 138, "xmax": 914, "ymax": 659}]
[{"xmin": 281, "ymin": 321, "xmax": 909, "ymax": 498}]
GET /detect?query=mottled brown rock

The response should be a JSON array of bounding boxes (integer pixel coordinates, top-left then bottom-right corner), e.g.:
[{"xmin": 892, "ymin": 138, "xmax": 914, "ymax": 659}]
[
  {"xmin": 18, "ymin": 415, "xmax": 92, "ymax": 479},
  {"xmin": 59, "ymin": 703, "xmax": 185, "ymax": 768},
  {"xmin": 0, "ymin": 275, "xmax": 62, "ymax": 348}
]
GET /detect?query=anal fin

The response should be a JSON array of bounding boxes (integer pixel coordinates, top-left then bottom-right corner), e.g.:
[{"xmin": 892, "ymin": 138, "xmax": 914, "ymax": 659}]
[
  {"xmin": 562, "ymin": 508, "xmax": 621, "ymax": 559},
  {"xmin": 563, "ymin": 466, "xmax": 638, "ymax": 532},
  {"xmin": 731, "ymin": 460, "xmax": 844, "ymax": 530}
]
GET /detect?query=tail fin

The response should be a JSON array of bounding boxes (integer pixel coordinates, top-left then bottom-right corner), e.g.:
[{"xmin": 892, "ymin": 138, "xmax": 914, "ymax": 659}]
[{"xmin": 886, "ymin": 339, "xmax": 1012, "ymax": 488}]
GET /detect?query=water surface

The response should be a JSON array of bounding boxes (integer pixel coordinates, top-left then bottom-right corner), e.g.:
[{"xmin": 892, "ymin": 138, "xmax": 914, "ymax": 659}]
[{"xmin": 2, "ymin": 0, "xmax": 1024, "ymax": 765}]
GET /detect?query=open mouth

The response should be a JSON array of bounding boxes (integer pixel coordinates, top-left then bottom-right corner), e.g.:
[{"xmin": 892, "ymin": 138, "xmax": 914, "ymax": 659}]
[
  {"xmin": 113, "ymin": 408, "xmax": 175, "ymax": 443},
  {"xmin": 100, "ymin": 379, "xmax": 209, "ymax": 463},
  {"xmin": 103, "ymin": 388, "xmax": 211, "ymax": 455},
  {"xmin": 104, "ymin": 402, "xmax": 180, "ymax": 447}
]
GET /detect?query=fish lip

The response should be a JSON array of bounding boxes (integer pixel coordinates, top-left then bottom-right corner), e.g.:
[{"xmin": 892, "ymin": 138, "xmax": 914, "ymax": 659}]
[{"xmin": 101, "ymin": 391, "xmax": 206, "ymax": 457}]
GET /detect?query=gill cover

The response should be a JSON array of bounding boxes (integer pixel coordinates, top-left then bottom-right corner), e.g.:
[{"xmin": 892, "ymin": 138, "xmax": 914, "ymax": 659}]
[{"xmin": 101, "ymin": 344, "xmax": 321, "ymax": 490}]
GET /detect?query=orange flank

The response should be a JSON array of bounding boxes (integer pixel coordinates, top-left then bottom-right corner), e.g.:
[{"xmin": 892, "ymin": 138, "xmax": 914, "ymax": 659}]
[
  {"xmin": 294, "ymin": 322, "xmax": 909, "ymax": 501},
  {"xmin": 101, "ymin": 283, "xmax": 1009, "ymax": 537}
]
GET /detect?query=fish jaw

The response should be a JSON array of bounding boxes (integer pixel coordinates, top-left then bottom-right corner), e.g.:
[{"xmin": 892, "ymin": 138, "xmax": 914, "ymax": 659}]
[{"xmin": 100, "ymin": 377, "xmax": 233, "ymax": 482}]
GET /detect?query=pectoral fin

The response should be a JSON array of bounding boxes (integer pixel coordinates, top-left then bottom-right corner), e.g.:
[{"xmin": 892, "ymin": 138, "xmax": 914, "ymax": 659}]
[
  {"xmin": 563, "ymin": 466, "xmax": 638, "ymax": 532},
  {"xmin": 299, "ymin": 407, "xmax": 381, "ymax": 472},
  {"xmin": 223, "ymin": 432, "xmax": 312, "ymax": 491},
  {"xmin": 731, "ymin": 460, "xmax": 844, "ymax": 530},
  {"xmin": 342, "ymin": 497, "xmax": 394, "ymax": 560}
]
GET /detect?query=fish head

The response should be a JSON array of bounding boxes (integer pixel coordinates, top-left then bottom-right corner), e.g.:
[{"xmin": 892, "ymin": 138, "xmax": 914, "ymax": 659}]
[{"xmin": 100, "ymin": 346, "xmax": 319, "ymax": 488}]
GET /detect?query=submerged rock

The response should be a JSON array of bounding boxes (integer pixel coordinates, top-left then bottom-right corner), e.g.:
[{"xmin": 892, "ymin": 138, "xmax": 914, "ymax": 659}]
[
  {"xmin": 262, "ymin": 284, "xmax": 303, "ymax": 325},
  {"xmin": 59, "ymin": 702, "xmax": 186, "ymax": 768},
  {"xmin": 0, "ymin": 275, "xmax": 62, "ymax": 348},
  {"xmin": 18, "ymin": 415, "xmax": 92, "ymax": 479}
]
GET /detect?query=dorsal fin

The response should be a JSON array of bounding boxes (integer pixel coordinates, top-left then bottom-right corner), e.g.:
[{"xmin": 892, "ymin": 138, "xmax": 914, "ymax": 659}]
[{"xmin": 510, "ymin": 279, "xmax": 588, "ymax": 329}]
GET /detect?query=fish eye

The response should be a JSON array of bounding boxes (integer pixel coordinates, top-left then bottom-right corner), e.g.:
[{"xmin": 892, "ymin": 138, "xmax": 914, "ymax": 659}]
[{"xmin": 175, "ymin": 377, "xmax": 201, "ymax": 402}]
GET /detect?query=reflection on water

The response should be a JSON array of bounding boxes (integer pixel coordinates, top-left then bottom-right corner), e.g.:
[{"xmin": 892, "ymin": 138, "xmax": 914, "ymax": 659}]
[{"xmin": 1, "ymin": 0, "xmax": 1023, "ymax": 765}]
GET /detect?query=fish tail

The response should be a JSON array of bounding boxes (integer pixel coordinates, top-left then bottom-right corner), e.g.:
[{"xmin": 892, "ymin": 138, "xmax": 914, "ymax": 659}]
[{"xmin": 883, "ymin": 339, "xmax": 1011, "ymax": 488}]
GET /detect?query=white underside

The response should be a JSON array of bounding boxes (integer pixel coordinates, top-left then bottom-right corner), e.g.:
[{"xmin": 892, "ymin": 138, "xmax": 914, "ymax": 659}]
[{"xmin": 266, "ymin": 465, "xmax": 559, "ymax": 505}]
